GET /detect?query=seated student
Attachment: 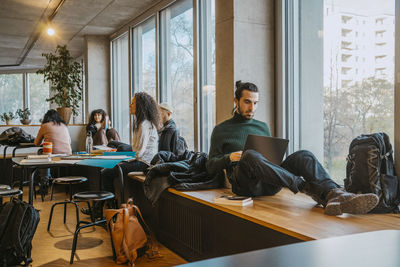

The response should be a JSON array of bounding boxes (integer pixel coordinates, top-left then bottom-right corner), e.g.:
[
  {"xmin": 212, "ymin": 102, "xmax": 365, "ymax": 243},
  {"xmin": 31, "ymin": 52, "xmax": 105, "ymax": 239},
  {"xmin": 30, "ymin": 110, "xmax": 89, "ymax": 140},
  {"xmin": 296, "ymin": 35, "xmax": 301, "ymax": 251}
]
[
  {"xmin": 86, "ymin": 109, "xmax": 120, "ymax": 146},
  {"xmin": 206, "ymin": 81, "xmax": 379, "ymax": 216},
  {"xmin": 34, "ymin": 109, "xmax": 72, "ymax": 195},
  {"xmin": 35, "ymin": 109, "xmax": 72, "ymax": 155},
  {"xmin": 102, "ymin": 92, "xmax": 160, "ymax": 199},
  {"xmin": 158, "ymin": 102, "xmax": 187, "ymax": 156}
]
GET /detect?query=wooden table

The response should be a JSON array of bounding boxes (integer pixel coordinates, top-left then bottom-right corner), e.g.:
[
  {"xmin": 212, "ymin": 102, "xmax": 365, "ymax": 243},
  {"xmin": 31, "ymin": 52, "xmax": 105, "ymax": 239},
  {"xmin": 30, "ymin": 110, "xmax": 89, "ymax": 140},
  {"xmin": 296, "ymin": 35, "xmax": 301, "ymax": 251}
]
[
  {"xmin": 12, "ymin": 156, "xmax": 130, "ymax": 206},
  {"xmin": 12, "ymin": 157, "xmax": 81, "ymax": 205},
  {"xmin": 178, "ymin": 230, "xmax": 400, "ymax": 267}
]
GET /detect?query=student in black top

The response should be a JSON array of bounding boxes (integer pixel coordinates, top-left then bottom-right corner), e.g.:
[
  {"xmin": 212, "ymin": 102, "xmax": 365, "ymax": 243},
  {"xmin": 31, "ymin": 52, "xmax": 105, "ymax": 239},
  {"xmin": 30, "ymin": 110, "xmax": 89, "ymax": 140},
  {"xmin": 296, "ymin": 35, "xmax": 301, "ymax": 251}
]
[
  {"xmin": 158, "ymin": 102, "xmax": 187, "ymax": 156},
  {"xmin": 86, "ymin": 109, "xmax": 120, "ymax": 146}
]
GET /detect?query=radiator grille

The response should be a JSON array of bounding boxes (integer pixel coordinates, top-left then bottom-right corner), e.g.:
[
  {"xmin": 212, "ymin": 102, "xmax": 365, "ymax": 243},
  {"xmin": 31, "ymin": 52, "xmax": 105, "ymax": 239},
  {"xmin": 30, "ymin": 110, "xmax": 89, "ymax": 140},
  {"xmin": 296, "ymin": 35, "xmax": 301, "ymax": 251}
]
[{"xmin": 159, "ymin": 197, "xmax": 203, "ymax": 253}]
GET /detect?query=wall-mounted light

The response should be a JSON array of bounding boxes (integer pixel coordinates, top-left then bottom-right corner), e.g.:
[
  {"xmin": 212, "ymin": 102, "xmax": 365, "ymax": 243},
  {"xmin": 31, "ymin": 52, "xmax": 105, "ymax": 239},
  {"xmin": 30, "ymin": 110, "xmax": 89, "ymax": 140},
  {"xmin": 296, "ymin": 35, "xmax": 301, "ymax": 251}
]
[{"xmin": 47, "ymin": 27, "xmax": 55, "ymax": 36}]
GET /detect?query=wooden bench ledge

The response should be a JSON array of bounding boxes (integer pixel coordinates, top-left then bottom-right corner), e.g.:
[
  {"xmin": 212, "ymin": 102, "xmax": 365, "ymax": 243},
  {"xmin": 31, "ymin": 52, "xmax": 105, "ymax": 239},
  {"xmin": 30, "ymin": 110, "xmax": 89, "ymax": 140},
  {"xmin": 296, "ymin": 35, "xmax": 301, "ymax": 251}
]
[
  {"xmin": 127, "ymin": 172, "xmax": 145, "ymax": 182},
  {"xmin": 168, "ymin": 188, "xmax": 400, "ymax": 241}
]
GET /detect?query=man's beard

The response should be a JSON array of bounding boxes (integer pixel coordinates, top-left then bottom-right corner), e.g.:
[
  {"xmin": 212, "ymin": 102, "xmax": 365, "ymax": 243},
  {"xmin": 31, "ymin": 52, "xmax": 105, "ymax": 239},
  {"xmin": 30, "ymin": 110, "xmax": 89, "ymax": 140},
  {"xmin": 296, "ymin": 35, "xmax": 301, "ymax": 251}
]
[{"xmin": 237, "ymin": 105, "xmax": 254, "ymax": 120}]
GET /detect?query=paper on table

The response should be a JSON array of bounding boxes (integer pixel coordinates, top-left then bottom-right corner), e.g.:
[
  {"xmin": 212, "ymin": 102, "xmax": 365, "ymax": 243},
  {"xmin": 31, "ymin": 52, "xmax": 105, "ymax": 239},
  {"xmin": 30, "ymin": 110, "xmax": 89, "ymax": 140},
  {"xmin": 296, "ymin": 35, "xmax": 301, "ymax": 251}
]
[
  {"xmin": 21, "ymin": 158, "xmax": 51, "ymax": 164},
  {"xmin": 92, "ymin": 155, "xmax": 131, "ymax": 160}
]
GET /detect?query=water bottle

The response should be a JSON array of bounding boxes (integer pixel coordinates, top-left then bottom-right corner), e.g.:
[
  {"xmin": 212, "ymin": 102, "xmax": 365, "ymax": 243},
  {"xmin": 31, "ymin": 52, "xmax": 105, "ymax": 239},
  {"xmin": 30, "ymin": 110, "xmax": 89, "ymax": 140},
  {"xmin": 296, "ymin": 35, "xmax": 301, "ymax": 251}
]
[{"xmin": 86, "ymin": 132, "xmax": 93, "ymax": 155}]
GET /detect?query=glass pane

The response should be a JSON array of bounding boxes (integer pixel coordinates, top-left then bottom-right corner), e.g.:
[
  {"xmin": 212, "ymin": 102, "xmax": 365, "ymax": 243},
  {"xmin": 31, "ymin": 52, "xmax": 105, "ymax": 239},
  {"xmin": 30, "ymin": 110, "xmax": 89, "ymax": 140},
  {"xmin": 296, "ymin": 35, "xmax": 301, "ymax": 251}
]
[
  {"xmin": 28, "ymin": 73, "xmax": 49, "ymax": 124},
  {"xmin": 199, "ymin": 0, "xmax": 216, "ymax": 152},
  {"xmin": 132, "ymin": 17, "xmax": 156, "ymax": 98},
  {"xmin": 0, "ymin": 74, "xmax": 23, "ymax": 124},
  {"xmin": 160, "ymin": 0, "xmax": 194, "ymax": 149},
  {"xmin": 322, "ymin": 0, "xmax": 395, "ymax": 182},
  {"xmin": 111, "ymin": 33, "xmax": 130, "ymax": 143}
]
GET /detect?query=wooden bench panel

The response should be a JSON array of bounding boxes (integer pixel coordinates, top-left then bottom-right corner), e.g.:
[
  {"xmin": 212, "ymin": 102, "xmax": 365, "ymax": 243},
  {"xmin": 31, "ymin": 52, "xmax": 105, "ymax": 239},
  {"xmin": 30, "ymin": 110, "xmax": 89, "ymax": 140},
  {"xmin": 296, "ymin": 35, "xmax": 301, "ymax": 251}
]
[
  {"xmin": 126, "ymin": 174, "xmax": 400, "ymax": 260},
  {"xmin": 169, "ymin": 188, "xmax": 400, "ymax": 241}
]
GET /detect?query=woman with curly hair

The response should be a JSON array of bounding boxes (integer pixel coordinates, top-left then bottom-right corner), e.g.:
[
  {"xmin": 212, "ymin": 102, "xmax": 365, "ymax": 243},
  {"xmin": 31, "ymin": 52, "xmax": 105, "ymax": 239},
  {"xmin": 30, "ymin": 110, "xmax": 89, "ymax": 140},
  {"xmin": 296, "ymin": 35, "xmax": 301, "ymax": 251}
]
[
  {"xmin": 86, "ymin": 109, "xmax": 120, "ymax": 146},
  {"xmin": 101, "ymin": 92, "xmax": 160, "ymax": 203}
]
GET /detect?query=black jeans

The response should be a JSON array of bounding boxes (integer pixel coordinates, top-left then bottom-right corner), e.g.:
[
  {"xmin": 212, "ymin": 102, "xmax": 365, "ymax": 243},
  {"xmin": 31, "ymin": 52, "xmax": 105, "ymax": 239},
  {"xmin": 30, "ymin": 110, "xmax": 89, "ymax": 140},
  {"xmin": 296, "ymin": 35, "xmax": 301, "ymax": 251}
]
[
  {"xmin": 230, "ymin": 150, "xmax": 340, "ymax": 205},
  {"xmin": 102, "ymin": 160, "xmax": 148, "ymax": 204},
  {"xmin": 107, "ymin": 140, "xmax": 132, "ymax": 152}
]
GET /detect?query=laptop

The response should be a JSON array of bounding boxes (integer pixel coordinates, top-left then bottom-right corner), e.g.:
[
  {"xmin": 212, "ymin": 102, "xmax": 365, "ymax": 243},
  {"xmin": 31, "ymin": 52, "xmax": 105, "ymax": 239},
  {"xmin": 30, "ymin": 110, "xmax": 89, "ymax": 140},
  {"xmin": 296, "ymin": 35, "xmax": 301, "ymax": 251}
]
[{"xmin": 243, "ymin": 135, "xmax": 289, "ymax": 165}]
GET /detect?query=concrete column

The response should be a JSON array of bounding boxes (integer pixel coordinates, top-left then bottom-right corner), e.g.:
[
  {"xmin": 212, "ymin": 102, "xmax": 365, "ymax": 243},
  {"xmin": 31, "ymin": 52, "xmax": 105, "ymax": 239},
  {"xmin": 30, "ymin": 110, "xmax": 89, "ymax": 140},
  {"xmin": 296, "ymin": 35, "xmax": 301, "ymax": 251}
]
[
  {"xmin": 215, "ymin": 0, "xmax": 275, "ymax": 132},
  {"xmin": 84, "ymin": 35, "xmax": 110, "ymax": 118}
]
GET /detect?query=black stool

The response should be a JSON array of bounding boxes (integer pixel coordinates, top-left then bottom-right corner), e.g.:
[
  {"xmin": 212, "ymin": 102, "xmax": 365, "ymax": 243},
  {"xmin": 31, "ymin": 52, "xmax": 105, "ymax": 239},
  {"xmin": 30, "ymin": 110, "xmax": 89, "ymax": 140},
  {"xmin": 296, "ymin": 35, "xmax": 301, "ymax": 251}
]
[
  {"xmin": 0, "ymin": 187, "xmax": 23, "ymax": 205},
  {"xmin": 47, "ymin": 176, "xmax": 88, "ymax": 231},
  {"xmin": 70, "ymin": 191, "xmax": 115, "ymax": 264}
]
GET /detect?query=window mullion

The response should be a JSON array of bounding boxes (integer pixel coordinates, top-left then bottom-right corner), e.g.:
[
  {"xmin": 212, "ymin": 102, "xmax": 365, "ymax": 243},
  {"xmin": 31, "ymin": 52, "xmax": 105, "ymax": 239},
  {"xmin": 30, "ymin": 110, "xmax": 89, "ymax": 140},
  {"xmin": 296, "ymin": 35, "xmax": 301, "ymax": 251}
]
[{"xmin": 23, "ymin": 73, "xmax": 30, "ymax": 109}]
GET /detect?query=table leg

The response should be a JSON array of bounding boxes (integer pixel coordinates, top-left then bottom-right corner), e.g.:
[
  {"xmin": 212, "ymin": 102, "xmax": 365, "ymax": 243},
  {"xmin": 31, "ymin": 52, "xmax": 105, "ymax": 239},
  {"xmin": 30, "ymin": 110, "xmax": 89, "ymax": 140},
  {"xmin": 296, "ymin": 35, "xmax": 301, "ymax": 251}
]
[
  {"xmin": 19, "ymin": 167, "xmax": 25, "ymax": 201},
  {"xmin": 117, "ymin": 164, "xmax": 124, "ymax": 205},
  {"xmin": 29, "ymin": 169, "xmax": 37, "ymax": 205}
]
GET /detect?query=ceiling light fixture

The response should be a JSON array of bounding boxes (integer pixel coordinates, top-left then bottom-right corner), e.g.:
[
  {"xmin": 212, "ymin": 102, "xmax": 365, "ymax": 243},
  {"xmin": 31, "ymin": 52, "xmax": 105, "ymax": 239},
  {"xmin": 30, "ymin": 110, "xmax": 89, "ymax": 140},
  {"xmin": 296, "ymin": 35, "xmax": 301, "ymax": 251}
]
[{"xmin": 47, "ymin": 27, "xmax": 55, "ymax": 36}]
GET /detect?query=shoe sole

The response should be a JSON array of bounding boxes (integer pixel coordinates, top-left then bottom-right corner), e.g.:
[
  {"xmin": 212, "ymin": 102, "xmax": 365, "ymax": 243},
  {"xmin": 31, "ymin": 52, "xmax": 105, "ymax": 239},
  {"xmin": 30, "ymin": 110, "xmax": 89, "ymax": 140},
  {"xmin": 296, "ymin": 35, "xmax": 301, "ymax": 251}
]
[{"xmin": 325, "ymin": 194, "xmax": 379, "ymax": 216}]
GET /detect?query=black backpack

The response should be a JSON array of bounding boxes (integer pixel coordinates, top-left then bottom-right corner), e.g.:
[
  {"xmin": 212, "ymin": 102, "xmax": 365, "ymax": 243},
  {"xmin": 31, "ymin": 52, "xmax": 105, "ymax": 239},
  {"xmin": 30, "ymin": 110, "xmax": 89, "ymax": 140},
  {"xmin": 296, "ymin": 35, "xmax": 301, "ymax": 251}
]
[
  {"xmin": 0, "ymin": 198, "xmax": 40, "ymax": 266},
  {"xmin": 0, "ymin": 127, "xmax": 35, "ymax": 146},
  {"xmin": 344, "ymin": 132, "xmax": 400, "ymax": 213},
  {"xmin": 175, "ymin": 135, "xmax": 188, "ymax": 157}
]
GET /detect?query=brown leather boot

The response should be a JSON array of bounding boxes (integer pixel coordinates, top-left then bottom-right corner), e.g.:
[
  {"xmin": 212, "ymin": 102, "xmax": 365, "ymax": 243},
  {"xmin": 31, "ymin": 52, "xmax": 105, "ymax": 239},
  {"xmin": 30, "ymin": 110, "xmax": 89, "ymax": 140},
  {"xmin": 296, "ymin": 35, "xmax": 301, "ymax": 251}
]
[{"xmin": 324, "ymin": 188, "xmax": 379, "ymax": 216}]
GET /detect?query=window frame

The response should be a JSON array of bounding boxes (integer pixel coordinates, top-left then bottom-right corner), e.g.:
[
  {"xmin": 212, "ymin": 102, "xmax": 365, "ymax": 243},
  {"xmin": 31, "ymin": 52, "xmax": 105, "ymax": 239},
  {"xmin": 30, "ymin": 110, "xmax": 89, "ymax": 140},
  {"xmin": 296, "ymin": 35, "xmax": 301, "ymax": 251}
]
[{"xmin": 110, "ymin": 32, "xmax": 131, "ymax": 143}]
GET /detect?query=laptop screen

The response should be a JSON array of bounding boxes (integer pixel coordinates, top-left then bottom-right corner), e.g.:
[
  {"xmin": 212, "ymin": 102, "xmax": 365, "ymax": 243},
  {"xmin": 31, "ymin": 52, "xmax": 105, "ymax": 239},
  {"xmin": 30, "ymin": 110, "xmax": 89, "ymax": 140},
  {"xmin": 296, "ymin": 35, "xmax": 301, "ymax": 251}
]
[{"xmin": 243, "ymin": 135, "xmax": 289, "ymax": 165}]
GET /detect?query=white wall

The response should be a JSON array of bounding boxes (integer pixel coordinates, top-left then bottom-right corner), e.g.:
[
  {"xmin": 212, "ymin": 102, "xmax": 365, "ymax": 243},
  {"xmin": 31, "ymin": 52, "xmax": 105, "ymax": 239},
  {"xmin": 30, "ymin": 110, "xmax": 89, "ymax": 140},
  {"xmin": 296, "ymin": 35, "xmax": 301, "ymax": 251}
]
[{"xmin": 85, "ymin": 35, "xmax": 111, "ymax": 117}]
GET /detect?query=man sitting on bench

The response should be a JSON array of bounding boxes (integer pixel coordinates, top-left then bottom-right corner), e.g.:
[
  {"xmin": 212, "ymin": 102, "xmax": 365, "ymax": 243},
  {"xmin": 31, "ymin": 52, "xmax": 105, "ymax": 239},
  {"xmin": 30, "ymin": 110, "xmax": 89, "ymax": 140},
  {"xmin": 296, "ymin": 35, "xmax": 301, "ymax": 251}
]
[{"xmin": 206, "ymin": 80, "xmax": 379, "ymax": 216}]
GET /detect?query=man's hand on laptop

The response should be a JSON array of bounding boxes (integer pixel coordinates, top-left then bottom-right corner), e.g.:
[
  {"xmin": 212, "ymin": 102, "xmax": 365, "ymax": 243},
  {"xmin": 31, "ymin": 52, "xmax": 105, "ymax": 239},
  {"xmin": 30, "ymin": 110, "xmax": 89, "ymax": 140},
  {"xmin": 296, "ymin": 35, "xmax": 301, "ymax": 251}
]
[{"xmin": 229, "ymin": 151, "xmax": 242, "ymax": 162}]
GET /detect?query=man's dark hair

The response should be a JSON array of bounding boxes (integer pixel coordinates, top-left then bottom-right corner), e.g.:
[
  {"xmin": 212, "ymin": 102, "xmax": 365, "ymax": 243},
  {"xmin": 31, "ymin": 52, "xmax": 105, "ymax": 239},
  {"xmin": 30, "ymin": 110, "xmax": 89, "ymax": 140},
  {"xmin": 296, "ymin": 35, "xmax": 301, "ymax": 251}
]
[
  {"xmin": 42, "ymin": 109, "xmax": 66, "ymax": 125},
  {"xmin": 134, "ymin": 92, "xmax": 160, "ymax": 130},
  {"xmin": 88, "ymin": 109, "xmax": 107, "ymax": 125},
  {"xmin": 234, "ymin": 80, "xmax": 258, "ymax": 100}
]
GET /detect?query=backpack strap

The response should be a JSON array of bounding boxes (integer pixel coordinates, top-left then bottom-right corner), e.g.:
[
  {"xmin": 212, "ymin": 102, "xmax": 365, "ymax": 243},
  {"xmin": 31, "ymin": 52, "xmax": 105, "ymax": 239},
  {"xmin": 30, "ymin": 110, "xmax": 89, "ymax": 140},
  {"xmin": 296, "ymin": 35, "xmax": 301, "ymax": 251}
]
[{"xmin": 132, "ymin": 205, "xmax": 162, "ymax": 259}]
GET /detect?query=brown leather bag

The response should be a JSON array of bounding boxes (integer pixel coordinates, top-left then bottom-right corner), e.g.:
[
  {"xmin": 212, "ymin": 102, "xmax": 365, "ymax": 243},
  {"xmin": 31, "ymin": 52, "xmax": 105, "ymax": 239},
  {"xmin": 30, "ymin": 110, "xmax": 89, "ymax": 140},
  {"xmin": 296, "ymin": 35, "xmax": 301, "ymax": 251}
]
[{"xmin": 105, "ymin": 199, "xmax": 158, "ymax": 266}]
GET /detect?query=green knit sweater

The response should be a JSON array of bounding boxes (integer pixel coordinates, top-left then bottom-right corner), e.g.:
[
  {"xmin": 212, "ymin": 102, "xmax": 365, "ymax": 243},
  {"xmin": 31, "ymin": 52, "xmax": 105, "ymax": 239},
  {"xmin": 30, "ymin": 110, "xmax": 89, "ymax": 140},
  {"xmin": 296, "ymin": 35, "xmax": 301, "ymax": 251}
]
[{"xmin": 206, "ymin": 113, "xmax": 271, "ymax": 175}]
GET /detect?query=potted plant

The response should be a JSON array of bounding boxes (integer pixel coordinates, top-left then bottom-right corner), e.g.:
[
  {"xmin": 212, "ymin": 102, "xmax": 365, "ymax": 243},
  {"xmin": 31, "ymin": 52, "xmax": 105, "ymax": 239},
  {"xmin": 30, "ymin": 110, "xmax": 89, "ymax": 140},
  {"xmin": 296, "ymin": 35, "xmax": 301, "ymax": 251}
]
[
  {"xmin": 0, "ymin": 112, "xmax": 15, "ymax": 125},
  {"xmin": 36, "ymin": 45, "xmax": 83, "ymax": 124},
  {"xmin": 16, "ymin": 108, "xmax": 31, "ymax": 125}
]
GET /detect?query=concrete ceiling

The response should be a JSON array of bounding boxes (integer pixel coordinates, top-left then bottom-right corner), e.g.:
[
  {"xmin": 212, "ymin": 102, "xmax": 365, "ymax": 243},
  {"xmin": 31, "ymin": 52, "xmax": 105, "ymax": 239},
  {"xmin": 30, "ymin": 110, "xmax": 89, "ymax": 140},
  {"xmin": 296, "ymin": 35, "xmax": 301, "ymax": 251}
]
[{"xmin": 0, "ymin": 0, "xmax": 158, "ymax": 71}]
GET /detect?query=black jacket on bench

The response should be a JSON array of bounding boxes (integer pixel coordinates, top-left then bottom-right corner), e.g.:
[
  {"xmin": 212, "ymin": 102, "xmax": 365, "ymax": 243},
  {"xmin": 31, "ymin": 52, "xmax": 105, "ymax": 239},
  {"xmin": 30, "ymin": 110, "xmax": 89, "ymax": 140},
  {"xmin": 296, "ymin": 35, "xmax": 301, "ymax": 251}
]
[{"xmin": 143, "ymin": 151, "xmax": 223, "ymax": 205}]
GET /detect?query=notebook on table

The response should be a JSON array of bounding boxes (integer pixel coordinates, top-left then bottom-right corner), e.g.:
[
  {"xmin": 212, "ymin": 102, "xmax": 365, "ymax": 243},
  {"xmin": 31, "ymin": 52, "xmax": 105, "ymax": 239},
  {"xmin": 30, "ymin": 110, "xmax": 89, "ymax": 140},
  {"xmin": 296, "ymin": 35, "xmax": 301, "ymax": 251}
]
[
  {"xmin": 214, "ymin": 195, "xmax": 253, "ymax": 206},
  {"xmin": 243, "ymin": 135, "xmax": 289, "ymax": 165}
]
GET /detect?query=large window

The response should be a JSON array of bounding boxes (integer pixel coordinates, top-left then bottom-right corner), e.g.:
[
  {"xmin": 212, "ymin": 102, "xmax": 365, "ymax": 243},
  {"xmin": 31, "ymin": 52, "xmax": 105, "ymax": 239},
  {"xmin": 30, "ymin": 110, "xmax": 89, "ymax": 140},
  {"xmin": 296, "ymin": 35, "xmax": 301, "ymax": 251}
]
[
  {"xmin": 323, "ymin": 1, "xmax": 395, "ymax": 181},
  {"xmin": 198, "ymin": 0, "xmax": 216, "ymax": 152},
  {"xmin": 160, "ymin": 0, "xmax": 194, "ymax": 149},
  {"xmin": 281, "ymin": 0, "xmax": 396, "ymax": 184},
  {"xmin": 0, "ymin": 74, "xmax": 23, "ymax": 124},
  {"xmin": 0, "ymin": 73, "xmax": 50, "ymax": 125},
  {"xmin": 111, "ymin": 0, "xmax": 216, "ymax": 151},
  {"xmin": 132, "ymin": 17, "xmax": 157, "ymax": 98},
  {"xmin": 28, "ymin": 73, "xmax": 50, "ymax": 124},
  {"xmin": 111, "ymin": 33, "xmax": 130, "ymax": 143}
]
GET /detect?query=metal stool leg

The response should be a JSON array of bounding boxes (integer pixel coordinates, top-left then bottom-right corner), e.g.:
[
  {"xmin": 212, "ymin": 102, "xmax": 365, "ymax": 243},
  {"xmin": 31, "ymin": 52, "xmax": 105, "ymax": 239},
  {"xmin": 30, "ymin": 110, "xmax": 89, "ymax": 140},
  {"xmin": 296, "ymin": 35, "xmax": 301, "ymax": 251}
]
[
  {"xmin": 48, "ymin": 201, "xmax": 76, "ymax": 231},
  {"xmin": 63, "ymin": 202, "xmax": 67, "ymax": 223},
  {"xmin": 73, "ymin": 201, "xmax": 80, "ymax": 230},
  {"xmin": 70, "ymin": 223, "xmax": 95, "ymax": 264},
  {"xmin": 47, "ymin": 202, "xmax": 57, "ymax": 231},
  {"xmin": 50, "ymin": 182, "xmax": 55, "ymax": 201}
]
